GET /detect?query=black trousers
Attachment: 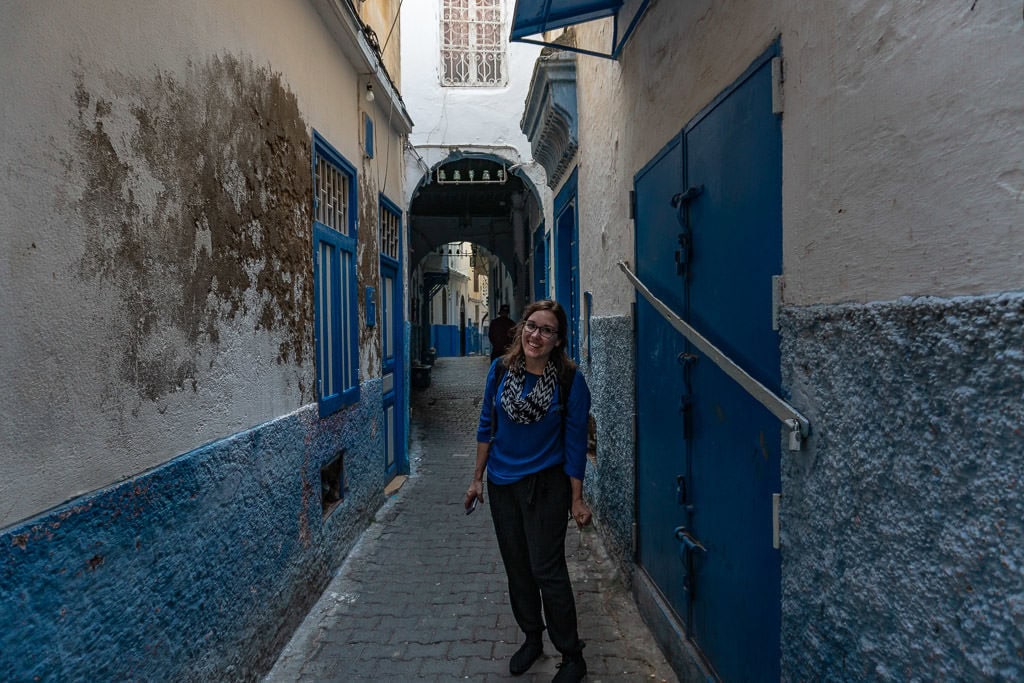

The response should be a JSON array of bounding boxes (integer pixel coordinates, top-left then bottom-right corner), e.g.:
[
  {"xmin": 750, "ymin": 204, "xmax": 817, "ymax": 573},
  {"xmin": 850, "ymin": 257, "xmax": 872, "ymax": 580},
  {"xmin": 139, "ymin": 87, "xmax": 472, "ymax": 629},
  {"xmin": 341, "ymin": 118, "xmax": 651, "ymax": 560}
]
[{"xmin": 487, "ymin": 466, "xmax": 583, "ymax": 656}]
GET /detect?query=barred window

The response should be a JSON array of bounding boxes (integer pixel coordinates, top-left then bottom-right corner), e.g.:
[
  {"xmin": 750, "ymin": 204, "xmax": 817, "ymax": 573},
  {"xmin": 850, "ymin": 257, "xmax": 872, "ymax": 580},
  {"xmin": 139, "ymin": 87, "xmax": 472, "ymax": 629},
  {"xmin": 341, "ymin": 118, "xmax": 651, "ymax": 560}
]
[
  {"xmin": 379, "ymin": 201, "xmax": 401, "ymax": 262},
  {"xmin": 441, "ymin": 0, "xmax": 505, "ymax": 86}
]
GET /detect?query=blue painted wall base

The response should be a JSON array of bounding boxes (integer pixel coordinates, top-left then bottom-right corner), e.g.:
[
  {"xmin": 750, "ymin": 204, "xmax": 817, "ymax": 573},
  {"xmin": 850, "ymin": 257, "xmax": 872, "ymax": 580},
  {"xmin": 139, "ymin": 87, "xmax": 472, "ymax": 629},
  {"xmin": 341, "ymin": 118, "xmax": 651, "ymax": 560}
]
[{"xmin": 1, "ymin": 381, "xmax": 386, "ymax": 681}]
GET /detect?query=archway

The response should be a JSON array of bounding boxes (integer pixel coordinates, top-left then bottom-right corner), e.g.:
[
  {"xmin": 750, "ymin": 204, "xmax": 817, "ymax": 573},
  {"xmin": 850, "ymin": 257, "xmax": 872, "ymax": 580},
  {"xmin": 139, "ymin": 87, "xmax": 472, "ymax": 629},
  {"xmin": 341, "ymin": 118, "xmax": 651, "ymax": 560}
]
[{"xmin": 407, "ymin": 151, "xmax": 545, "ymax": 362}]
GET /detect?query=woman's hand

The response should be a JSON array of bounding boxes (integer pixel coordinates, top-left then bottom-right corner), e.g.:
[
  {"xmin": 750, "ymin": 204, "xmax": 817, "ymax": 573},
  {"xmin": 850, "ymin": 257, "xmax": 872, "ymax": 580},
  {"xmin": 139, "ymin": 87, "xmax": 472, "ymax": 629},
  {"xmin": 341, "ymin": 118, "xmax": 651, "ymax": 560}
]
[
  {"xmin": 465, "ymin": 479, "xmax": 485, "ymax": 510},
  {"xmin": 571, "ymin": 498, "xmax": 592, "ymax": 527}
]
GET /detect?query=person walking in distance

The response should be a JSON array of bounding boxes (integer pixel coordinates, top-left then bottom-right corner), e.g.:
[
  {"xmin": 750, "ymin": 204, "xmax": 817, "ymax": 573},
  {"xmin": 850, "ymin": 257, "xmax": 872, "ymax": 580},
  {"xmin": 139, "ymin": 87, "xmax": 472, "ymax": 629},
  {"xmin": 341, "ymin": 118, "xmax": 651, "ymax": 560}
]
[
  {"xmin": 465, "ymin": 300, "xmax": 592, "ymax": 682},
  {"xmin": 488, "ymin": 303, "xmax": 516, "ymax": 361}
]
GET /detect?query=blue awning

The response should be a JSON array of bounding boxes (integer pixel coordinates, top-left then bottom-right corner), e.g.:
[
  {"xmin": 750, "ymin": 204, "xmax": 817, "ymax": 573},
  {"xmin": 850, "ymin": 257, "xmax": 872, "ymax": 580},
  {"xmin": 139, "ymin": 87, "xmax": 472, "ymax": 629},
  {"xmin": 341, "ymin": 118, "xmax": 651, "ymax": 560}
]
[{"xmin": 510, "ymin": 0, "xmax": 624, "ymax": 40}]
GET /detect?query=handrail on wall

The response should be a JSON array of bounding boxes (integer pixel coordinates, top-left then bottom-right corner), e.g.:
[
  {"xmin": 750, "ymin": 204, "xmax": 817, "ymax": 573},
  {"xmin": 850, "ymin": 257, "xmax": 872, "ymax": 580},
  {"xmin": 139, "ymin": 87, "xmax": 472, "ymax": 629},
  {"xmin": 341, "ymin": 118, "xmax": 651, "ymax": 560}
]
[{"xmin": 618, "ymin": 261, "xmax": 810, "ymax": 451}]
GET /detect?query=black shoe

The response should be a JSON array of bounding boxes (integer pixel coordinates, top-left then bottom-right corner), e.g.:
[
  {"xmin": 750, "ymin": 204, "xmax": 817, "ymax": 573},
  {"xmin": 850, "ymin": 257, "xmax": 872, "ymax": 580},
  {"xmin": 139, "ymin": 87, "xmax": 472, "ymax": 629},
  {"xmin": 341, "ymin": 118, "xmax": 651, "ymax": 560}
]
[
  {"xmin": 552, "ymin": 652, "xmax": 587, "ymax": 682},
  {"xmin": 509, "ymin": 633, "xmax": 544, "ymax": 675}
]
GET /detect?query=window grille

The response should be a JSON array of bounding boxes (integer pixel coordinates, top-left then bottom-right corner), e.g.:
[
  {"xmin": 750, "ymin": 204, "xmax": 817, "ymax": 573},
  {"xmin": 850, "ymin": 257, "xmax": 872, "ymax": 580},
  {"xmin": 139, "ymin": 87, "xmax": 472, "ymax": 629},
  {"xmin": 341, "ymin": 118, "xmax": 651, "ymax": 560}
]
[
  {"xmin": 316, "ymin": 157, "xmax": 349, "ymax": 235},
  {"xmin": 380, "ymin": 202, "xmax": 401, "ymax": 261},
  {"xmin": 441, "ymin": 0, "xmax": 505, "ymax": 86}
]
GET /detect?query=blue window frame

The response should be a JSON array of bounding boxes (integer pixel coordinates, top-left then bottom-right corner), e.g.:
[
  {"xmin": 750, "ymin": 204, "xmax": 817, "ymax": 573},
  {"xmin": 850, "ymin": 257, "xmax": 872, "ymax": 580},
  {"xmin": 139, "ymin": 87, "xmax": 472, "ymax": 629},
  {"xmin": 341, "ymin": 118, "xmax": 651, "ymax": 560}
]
[
  {"xmin": 312, "ymin": 131, "xmax": 360, "ymax": 416},
  {"xmin": 554, "ymin": 168, "xmax": 580, "ymax": 360}
]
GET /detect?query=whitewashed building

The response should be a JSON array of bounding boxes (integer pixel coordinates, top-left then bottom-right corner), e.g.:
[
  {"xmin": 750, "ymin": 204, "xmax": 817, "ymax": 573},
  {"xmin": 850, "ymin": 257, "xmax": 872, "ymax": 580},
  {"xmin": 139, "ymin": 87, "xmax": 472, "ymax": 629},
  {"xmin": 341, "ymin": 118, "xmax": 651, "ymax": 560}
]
[
  {"xmin": 515, "ymin": 1, "xmax": 1024, "ymax": 680},
  {"xmin": 401, "ymin": 0, "xmax": 548, "ymax": 333},
  {"xmin": 0, "ymin": 1, "xmax": 411, "ymax": 679}
]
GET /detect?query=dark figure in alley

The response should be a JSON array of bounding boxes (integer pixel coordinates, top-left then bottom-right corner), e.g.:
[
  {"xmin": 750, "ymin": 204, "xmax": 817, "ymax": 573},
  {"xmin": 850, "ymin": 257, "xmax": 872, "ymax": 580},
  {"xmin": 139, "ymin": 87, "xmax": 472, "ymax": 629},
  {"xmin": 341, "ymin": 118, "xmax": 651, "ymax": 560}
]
[
  {"xmin": 465, "ymin": 299, "xmax": 593, "ymax": 682},
  {"xmin": 488, "ymin": 303, "xmax": 515, "ymax": 360}
]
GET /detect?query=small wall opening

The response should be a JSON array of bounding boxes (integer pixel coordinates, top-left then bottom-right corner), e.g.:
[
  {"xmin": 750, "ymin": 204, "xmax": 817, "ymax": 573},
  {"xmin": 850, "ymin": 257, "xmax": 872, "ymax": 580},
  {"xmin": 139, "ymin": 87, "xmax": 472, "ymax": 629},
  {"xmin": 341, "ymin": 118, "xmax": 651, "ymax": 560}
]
[{"xmin": 320, "ymin": 449, "xmax": 348, "ymax": 517}]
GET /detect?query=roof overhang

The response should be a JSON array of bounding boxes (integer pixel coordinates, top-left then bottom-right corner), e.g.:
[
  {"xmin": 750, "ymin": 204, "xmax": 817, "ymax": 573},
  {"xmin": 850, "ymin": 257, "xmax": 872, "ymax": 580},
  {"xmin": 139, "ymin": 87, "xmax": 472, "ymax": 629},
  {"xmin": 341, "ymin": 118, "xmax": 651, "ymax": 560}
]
[{"xmin": 509, "ymin": 0, "xmax": 651, "ymax": 60}]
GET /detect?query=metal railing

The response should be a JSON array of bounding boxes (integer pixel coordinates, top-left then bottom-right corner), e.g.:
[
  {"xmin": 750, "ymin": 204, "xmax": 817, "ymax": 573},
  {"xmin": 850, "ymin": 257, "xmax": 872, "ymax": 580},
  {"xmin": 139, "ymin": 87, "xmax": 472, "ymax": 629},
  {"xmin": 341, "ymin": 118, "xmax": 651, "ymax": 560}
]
[{"xmin": 619, "ymin": 261, "xmax": 810, "ymax": 451}]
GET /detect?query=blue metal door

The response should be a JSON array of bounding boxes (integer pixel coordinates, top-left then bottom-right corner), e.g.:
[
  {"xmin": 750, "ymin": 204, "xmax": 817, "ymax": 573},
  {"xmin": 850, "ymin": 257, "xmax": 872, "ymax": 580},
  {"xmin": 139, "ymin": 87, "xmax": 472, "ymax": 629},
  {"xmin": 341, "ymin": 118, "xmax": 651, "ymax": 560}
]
[
  {"xmin": 634, "ymin": 46, "xmax": 781, "ymax": 681},
  {"xmin": 634, "ymin": 133, "xmax": 690, "ymax": 616}
]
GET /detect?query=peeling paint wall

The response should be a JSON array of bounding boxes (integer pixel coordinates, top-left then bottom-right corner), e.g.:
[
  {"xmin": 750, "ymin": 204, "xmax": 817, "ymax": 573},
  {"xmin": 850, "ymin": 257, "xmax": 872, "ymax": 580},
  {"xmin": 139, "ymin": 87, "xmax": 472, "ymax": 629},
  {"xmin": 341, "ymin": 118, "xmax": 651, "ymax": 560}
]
[
  {"xmin": 69, "ymin": 57, "xmax": 314, "ymax": 400},
  {"xmin": 1, "ymin": 0, "xmax": 408, "ymax": 677},
  {"xmin": 1, "ymin": 0, "xmax": 407, "ymax": 528}
]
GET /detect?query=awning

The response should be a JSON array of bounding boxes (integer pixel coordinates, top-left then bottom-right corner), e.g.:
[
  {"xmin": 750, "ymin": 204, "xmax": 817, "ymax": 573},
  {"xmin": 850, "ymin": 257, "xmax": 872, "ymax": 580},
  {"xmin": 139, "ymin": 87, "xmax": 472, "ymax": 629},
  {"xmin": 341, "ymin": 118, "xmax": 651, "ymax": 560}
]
[
  {"xmin": 509, "ymin": 0, "xmax": 649, "ymax": 60},
  {"xmin": 509, "ymin": 0, "xmax": 623, "ymax": 41}
]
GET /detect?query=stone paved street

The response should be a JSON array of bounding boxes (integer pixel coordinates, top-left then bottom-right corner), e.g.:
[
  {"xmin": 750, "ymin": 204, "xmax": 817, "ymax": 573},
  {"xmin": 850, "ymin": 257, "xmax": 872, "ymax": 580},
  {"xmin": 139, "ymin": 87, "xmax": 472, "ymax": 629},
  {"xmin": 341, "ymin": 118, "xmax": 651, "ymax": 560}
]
[{"xmin": 264, "ymin": 356, "xmax": 676, "ymax": 682}]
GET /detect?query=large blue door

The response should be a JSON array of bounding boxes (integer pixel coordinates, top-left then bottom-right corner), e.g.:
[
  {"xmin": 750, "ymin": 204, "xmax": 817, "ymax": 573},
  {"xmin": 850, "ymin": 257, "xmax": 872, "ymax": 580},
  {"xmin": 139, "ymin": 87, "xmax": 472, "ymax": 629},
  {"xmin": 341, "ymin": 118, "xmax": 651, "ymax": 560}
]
[
  {"xmin": 634, "ymin": 46, "xmax": 782, "ymax": 681},
  {"xmin": 635, "ymin": 133, "xmax": 689, "ymax": 616}
]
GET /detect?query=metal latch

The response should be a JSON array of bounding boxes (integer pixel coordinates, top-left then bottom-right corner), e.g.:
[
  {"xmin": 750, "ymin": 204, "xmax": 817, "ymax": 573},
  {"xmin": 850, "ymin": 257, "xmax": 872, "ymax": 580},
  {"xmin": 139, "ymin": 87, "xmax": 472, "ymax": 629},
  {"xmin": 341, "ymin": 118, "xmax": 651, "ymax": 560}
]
[
  {"xmin": 671, "ymin": 186, "xmax": 704, "ymax": 207},
  {"xmin": 785, "ymin": 418, "xmax": 803, "ymax": 451},
  {"xmin": 674, "ymin": 526, "xmax": 706, "ymax": 555}
]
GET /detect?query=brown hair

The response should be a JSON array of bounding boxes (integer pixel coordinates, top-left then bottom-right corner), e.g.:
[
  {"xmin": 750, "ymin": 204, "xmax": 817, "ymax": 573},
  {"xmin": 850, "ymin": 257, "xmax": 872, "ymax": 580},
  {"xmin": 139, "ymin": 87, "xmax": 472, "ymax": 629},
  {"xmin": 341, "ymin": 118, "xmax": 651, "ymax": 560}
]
[{"xmin": 500, "ymin": 299, "xmax": 576, "ymax": 379}]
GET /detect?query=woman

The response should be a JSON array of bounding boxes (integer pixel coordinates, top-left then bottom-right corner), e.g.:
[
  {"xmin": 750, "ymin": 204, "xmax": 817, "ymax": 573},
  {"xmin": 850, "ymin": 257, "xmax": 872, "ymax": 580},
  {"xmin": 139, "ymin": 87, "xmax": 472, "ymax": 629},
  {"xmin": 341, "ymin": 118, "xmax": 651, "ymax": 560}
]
[{"xmin": 464, "ymin": 300, "xmax": 592, "ymax": 682}]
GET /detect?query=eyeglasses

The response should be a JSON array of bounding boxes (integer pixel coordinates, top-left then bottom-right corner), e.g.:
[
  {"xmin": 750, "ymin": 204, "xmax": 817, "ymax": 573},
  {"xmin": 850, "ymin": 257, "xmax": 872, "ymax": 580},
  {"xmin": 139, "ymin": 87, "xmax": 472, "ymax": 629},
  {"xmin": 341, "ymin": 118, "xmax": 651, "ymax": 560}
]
[{"xmin": 523, "ymin": 320, "xmax": 558, "ymax": 340}]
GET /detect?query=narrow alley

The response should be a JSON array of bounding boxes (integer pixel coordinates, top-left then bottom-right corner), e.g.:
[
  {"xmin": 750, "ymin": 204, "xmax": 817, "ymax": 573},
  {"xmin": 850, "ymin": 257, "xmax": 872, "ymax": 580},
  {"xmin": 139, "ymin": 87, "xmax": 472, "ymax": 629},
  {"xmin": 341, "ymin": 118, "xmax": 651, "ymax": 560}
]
[
  {"xmin": 4, "ymin": 2, "xmax": 1023, "ymax": 681},
  {"xmin": 264, "ymin": 356, "xmax": 675, "ymax": 682}
]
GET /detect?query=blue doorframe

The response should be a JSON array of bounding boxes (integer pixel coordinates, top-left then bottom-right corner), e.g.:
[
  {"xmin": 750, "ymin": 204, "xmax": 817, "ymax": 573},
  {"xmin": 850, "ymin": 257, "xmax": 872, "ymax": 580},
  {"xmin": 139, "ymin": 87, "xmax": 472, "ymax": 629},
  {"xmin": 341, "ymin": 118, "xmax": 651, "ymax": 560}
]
[
  {"xmin": 532, "ymin": 222, "xmax": 548, "ymax": 300},
  {"xmin": 554, "ymin": 169, "xmax": 580, "ymax": 360},
  {"xmin": 379, "ymin": 194, "xmax": 407, "ymax": 477},
  {"xmin": 633, "ymin": 43, "xmax": 782, "ymax": 682}
]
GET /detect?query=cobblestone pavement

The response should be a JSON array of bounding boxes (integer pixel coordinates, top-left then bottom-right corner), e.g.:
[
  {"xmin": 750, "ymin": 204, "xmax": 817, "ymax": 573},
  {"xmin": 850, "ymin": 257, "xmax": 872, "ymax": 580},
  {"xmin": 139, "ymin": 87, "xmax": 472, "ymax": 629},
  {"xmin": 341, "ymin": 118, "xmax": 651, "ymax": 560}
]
[{"xmin": 265, "ymin": 356, "xmax": 676, "ymax": 682}]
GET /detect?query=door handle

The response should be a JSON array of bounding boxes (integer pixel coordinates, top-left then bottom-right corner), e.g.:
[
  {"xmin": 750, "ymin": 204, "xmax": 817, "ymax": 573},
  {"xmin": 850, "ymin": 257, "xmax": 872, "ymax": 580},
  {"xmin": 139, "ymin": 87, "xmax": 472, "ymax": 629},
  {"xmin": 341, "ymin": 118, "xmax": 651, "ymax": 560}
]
[{"xmin": 674, "ymin": 526, "xmax": 706, "ymax": 553}]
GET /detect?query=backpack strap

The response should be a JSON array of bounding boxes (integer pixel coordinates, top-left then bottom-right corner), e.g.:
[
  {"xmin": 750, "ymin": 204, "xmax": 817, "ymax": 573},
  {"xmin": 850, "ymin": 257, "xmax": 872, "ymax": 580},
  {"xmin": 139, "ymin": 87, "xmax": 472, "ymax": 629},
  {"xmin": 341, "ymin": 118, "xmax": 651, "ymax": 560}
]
[
  {"xmin": 559, "ymin": 366, "xmax": 576, "ymax": 445},
  {"xmin": 490, "ymin": 360, "xmax": 508, "ymax": 442}
]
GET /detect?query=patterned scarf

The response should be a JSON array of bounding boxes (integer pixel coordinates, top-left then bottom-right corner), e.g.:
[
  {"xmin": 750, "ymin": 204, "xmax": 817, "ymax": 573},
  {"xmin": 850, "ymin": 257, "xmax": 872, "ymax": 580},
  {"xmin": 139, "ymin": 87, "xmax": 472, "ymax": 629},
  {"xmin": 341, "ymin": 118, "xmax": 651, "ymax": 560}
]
[{"xmin": 500, "ymin": 356, "xmax": 558, "ymax": 424}]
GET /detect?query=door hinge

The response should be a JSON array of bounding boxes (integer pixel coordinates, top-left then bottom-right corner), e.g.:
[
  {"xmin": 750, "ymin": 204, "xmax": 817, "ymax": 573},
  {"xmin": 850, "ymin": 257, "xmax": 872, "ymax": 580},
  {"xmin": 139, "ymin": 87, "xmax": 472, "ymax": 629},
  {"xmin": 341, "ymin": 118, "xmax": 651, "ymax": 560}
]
[
  {"xmin": 772, "ymin": 493, "xmax": 781, "ymax": 549},
  {"xmin": 629, "ymin": 189, "xmax": 636, "ymax": 220},
  {"xmin": 674, "ymin": 232, "xmax": 690, "ymax": 277},
  {"xmin": 631, "ymin": 521, "xmax": 638, "ymax": 556},
  {"xmin": 771, "ymin": 56, "xmax": 784, "ymax": 115}
]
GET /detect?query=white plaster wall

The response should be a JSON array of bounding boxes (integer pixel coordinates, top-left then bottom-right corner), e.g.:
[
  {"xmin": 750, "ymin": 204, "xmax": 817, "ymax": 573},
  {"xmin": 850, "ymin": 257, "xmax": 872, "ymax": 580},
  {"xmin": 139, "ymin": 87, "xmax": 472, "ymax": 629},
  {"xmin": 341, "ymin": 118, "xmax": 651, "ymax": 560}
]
[
  {"xmin": 399, "ymin": 0, "xmax": 553, "ymax": 247},
  {"xmin": 0, "ymin": 0, "xmax": 407, "ymax": 527},
  {"xmin": 401, "ymin": 0, "xmax": 541, "ymax": 153},
  {"xmin": 573, "ymin": 0, "xmax": 1024, "ymax": 313}
]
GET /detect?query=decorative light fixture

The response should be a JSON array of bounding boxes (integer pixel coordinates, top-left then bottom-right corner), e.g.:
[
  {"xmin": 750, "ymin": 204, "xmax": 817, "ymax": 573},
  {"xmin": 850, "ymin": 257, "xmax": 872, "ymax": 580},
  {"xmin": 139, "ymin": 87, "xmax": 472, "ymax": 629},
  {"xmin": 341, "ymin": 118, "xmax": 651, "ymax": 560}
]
[
  {"xmin": 434, "ymin": 164, "xmax": 510, "ymax": 185},
  {"xmin": 365, "ymin": 82, "xmax": 375, "ymax": 103}
]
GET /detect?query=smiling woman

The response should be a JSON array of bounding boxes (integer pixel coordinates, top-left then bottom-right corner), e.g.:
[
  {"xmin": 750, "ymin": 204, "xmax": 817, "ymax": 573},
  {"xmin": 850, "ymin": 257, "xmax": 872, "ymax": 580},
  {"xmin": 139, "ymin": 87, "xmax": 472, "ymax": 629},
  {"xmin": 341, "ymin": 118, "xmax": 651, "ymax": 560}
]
[{"xmin": 464, "ymin": 299, "xmax": 593, "ymax": 682}]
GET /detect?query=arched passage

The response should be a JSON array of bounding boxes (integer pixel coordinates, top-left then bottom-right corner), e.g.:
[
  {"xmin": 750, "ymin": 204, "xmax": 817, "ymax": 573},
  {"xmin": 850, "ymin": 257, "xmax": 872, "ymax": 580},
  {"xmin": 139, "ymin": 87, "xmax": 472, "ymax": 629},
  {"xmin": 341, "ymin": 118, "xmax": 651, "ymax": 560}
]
[{"xmin": 407, "ymin": 152, "xmax": 545, "ymax": 362}]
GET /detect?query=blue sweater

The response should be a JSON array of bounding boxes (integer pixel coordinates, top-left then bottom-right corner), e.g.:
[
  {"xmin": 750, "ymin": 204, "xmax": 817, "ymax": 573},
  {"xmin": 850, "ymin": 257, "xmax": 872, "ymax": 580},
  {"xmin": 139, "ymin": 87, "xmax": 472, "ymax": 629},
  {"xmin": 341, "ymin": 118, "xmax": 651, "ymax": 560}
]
[{"xmin": 476, "ymin": 358, "xmax": 592, "ymax": 484}]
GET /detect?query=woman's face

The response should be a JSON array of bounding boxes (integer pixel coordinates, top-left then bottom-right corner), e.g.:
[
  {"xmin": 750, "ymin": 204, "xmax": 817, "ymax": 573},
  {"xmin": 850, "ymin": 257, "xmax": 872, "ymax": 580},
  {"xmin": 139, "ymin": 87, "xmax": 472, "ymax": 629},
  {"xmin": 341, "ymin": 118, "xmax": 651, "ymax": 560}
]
[{"xmin": 521, "ymin": 309, "xmax": 561, "ymax": 365}]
